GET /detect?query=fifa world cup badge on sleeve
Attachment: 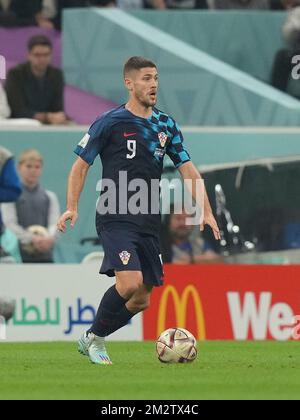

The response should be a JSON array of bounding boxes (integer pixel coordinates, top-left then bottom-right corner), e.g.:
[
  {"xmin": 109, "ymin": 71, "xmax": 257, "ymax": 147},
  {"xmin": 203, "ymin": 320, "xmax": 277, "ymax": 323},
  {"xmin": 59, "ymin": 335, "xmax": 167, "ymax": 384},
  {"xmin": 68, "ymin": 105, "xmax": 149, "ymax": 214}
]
[
  {"xmin": 78, "ymin": 134, "xmax": 90, "ymax": 149},
  {"xmin": 119, "ymin": 251, "xmax": 131, "ymax": 265}
]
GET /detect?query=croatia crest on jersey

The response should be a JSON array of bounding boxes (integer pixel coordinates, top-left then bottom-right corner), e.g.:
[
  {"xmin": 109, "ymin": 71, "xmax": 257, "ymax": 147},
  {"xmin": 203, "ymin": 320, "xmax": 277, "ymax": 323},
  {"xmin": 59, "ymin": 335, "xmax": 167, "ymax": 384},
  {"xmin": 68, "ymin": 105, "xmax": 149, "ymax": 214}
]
[
  {"xmin": 119, "ymin": 251, "xmax": 131, "ymax": 265},
  {"xmin": 158, "ymin": 132, "xmax": 168, "ymax": 148}
]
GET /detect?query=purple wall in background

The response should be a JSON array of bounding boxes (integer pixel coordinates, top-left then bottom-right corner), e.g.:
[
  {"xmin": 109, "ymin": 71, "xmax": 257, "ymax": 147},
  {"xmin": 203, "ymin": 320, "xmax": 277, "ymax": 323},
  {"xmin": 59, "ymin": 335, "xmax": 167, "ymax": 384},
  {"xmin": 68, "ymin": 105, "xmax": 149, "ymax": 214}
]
[
  {"xmin": 0, "ymin": 27, "xmax": 116, "ymax": 124},
  {"xmin": 65, "ymin": 85, "xmax": 115, "ymax": 125},
  {"xmin": 0, "ymin": 27, "xmax": 61, "ymax": 69}
]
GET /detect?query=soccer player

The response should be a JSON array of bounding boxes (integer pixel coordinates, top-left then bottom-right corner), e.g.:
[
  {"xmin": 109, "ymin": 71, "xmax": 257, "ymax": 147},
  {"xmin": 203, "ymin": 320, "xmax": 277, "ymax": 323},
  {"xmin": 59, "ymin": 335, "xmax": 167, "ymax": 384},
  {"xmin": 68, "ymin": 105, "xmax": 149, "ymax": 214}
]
[{"xmin": 57, "ymin": 57, "xmax": 220, "ymax": 365}]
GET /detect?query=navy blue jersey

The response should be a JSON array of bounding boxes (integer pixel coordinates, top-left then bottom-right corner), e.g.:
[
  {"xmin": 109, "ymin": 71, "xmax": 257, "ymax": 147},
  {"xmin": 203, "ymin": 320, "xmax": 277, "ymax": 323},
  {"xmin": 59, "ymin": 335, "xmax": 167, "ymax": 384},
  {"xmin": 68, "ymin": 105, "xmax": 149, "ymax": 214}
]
[{"xmin": 74, "ymin": 105, "xmax": 191, "ymax": 236}]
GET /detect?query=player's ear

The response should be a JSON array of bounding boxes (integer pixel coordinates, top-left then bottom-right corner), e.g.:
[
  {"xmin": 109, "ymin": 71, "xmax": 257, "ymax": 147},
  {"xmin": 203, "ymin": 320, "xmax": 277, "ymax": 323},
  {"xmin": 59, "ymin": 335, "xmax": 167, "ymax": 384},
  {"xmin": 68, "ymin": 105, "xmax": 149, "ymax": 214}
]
[{"xmin": 124, "ymin": 76, "xmax": 133, "ymax": 92}]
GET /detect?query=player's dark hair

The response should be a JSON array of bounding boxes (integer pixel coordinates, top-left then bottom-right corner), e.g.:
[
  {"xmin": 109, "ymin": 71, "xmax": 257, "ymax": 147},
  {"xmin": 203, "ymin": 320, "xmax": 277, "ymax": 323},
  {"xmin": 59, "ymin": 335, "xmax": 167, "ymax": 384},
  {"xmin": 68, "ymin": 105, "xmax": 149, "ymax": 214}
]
[
  {"xmin": 28, "ymin": 35, "xmax": 53, "ymax": 52},
  {"xmin": 123, "ymin": 56, "xmax": 157, "ymax": 77}
]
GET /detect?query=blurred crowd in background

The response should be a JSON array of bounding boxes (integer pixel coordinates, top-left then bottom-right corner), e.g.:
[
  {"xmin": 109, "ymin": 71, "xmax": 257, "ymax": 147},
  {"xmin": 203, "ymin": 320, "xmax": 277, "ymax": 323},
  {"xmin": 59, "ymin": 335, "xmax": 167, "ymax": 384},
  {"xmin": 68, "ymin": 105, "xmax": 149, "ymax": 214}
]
[
  {"xmin": 1, "ymin": 0, "xmax": 300, "ymax": 125},
  {"xmin": 0, "ymin": 1, "xmax": 300, "ymax": 30}
]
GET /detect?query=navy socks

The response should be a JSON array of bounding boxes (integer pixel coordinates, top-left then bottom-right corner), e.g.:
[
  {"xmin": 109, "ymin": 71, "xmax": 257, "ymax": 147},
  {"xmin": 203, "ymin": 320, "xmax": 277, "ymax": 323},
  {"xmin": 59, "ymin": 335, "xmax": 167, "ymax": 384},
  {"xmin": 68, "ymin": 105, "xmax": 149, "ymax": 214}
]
[
  {"xmin": 91, "ymin": 285, "xmax": 128, "ymax": 337},
  {"xmin": 106, "ymin": 306, "xmax": 135, "ymax": 336}
]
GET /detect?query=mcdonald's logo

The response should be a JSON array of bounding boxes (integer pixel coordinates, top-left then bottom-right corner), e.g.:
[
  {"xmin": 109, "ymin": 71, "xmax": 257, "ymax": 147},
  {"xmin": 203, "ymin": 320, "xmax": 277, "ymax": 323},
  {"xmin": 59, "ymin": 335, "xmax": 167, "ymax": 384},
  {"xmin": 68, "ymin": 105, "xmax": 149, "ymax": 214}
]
[{"xmin": 157, "ymin": 285, "xmax": 206, "ymax": 340}]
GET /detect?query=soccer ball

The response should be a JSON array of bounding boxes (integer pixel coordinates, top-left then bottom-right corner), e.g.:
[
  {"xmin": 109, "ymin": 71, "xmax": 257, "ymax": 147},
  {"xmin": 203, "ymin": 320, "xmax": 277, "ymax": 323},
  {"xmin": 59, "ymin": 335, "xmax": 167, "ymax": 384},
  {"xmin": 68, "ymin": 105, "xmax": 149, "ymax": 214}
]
[{"xmin": 156, "ymin": 327, "xmax": 198, "ymax": 364}]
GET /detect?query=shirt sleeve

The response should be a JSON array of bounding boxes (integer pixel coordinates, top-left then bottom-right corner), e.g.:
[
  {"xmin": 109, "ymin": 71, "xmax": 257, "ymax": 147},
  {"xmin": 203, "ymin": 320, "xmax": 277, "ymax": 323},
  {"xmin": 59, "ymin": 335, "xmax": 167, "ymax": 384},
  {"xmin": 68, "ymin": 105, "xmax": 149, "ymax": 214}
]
[
  {"xmin": 166, "ymin": 120, "xmax": 191, "ymax": 168},
  {"xmin": 74, "ymin": 115, "xmax": 109, "ymax": 166}
]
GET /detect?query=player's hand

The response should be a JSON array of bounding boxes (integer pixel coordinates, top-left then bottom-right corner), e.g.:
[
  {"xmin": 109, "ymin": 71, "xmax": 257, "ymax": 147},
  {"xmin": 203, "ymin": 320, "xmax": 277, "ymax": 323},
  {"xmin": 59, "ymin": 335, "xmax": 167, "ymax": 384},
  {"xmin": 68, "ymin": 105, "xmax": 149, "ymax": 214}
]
[
  {"xmin": 200, "ymin": 213, "xmax": 221, "ymax": 241},
  {"xmin": 57, "ymin": 210, "xmax": 78, "ymax": 233}
]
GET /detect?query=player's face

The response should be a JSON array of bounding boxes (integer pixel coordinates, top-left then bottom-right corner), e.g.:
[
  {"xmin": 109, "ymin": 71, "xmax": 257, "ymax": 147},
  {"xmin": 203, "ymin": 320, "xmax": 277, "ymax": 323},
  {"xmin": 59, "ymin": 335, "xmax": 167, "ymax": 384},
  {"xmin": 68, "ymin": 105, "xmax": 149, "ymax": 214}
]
[
  {"xmin": 126, "ymin": 67, "xmax": 158, "ymax": 108},
  {"xmin": 28, "ymin": 45, "xmax": 52, "ymax": 74},
  {"xmin": 19, "ymin": 161, "xmax": 42, "ymax": 186}
]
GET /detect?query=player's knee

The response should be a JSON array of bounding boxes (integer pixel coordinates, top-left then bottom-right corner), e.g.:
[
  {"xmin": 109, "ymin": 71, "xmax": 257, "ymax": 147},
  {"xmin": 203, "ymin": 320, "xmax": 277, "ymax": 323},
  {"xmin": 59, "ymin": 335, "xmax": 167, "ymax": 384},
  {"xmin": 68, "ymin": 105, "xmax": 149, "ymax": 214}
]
[
  {"xmin": 138, "ymin": 299, "xmax": 150, "ymax": 312},
  {"xmin": 116, "ymin": 272, "xmax": 143, "ymax": 299},
  {"xmin": 123, "ymin": 283, "xmax": 141, "ymax": 298},
  {"xmin": 129, "ymin": 295, "xmax": 151, "ymax": 313}
]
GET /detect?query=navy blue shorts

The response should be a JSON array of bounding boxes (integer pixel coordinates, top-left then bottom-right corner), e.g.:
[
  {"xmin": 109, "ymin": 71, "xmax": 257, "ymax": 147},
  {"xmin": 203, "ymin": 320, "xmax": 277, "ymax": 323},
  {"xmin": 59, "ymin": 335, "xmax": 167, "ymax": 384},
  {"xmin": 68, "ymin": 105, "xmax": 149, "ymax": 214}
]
[{"xmin": 99, "ymin": 229, "xmax": 164, "ymax": 287}]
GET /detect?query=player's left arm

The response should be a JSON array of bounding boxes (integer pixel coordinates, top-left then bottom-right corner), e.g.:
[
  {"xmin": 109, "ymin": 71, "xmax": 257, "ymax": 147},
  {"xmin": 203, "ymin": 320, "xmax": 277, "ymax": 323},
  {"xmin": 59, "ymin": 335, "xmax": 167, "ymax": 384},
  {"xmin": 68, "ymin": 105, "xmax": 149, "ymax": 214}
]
[
  {"xmin": 166, "ymin": 120, "xmax": 220, "ymax": 241},
  {"xmin": 178, "ymin": 161, "xmax": 221, "ymax": 241}
]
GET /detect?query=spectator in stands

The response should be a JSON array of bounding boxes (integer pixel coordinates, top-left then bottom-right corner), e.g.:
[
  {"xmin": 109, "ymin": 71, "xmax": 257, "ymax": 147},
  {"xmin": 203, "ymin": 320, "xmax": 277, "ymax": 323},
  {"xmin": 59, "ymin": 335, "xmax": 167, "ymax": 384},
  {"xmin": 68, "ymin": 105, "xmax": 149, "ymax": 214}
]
[
  {"xmin": 0, "ymin": 84, "xmax": 10, "ymax": 119},
  {"xmin": 51, "ymin": 0, "xmax": 89, "ymax": 30},
  {"xmin": 118, "ymin": 0, "xmax": 142, "ymax": 8},
  {"xmin": 1, "ymin": 149, "xmax": 60, "ymax": 263},
  {"xmin": 144, "ymin": 0, "xmax": 208, "ymax": 9},
  {"xmin": 89, "ymin": 0, "xmax": 117, "ymax": 7},
  {"xmin": 42, "ymin": 0, "xmax": 58, "ymax": 22},
  {"xmin": 0, "ymin": 0, "xmax": 54, "ymax": 28},
  {"xmin": 160, "ymin": 205, "xmax": 222, "ymax": 264},
  {"xmin": 270, "ymin": 0, "xmax": 300, "ymax": 10},
  {"xmin": 211, "ymin": 0, "xmax": 269, "ymax": 9},
  {"xmin": 0, "ymin": 146, "xmax": 22, "ymax": 260},
  {"xmin": 1, "ymin": 83, "xmax": 44, "ymax": 126},
  {"xmin": 271, "ymin": 7, "xmax": 300, "ymax": 99},
  {"xmin": 5, "ymin": 35, "xmax": 68, "ymax": 125},
  {"xmin": 0, "ymin": 0, "xmax": 12, "ymax": 27}
]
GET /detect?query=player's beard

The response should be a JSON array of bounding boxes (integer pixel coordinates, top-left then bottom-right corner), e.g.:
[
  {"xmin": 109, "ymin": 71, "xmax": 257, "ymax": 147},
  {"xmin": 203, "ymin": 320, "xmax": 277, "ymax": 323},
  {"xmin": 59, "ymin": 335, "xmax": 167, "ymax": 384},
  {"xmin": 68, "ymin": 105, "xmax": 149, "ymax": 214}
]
[{"xmin": 136, "ymin": 91, "xmax": 156, "ymax": 109}]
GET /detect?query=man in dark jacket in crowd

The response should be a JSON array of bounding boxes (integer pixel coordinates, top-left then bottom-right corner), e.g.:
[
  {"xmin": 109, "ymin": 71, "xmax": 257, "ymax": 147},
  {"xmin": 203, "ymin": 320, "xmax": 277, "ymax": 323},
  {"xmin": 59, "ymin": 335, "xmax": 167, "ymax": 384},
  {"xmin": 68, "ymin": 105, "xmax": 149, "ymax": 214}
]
[{"xmin": 5, "ymin": 35, "xmax": 68, "ymax": 124}]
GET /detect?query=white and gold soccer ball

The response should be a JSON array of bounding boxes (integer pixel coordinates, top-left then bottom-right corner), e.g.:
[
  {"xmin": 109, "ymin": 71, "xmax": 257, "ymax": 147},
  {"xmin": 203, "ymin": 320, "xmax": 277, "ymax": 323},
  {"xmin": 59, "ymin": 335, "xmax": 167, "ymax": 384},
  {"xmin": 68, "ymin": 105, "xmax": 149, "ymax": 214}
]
[{"xmin": 156, "ymin": 328, "xmax": 198, "ymax": 364}]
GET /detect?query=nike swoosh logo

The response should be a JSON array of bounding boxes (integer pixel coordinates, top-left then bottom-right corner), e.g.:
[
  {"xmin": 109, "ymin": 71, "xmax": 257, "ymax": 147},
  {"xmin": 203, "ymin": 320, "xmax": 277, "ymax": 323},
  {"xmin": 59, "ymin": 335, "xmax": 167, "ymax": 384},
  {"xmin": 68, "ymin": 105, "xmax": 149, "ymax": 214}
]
[{"xmin": 124, "ymin": 132, "xmax": 137, "ymax": 138}]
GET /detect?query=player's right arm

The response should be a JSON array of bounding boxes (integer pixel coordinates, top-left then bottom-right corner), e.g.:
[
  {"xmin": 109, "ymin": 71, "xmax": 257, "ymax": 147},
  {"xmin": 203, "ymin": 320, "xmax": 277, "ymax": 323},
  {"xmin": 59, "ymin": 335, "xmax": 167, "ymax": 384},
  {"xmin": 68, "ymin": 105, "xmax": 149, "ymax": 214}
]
[
  {"xmin": 57, "ymin": 114, "xmax": 108, "ymax": 232},
  {"xmin": 57, "ymin": 157, "xmax": 90, "ymax": 233}
]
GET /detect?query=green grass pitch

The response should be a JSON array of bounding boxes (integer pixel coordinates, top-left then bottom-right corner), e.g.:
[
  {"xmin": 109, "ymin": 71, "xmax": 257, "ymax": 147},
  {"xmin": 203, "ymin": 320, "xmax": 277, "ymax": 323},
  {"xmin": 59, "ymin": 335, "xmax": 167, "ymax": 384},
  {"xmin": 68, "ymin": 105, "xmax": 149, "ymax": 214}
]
[{"xmin": 0, "ymin": 341, "xmax": 299, "ymax": 400}]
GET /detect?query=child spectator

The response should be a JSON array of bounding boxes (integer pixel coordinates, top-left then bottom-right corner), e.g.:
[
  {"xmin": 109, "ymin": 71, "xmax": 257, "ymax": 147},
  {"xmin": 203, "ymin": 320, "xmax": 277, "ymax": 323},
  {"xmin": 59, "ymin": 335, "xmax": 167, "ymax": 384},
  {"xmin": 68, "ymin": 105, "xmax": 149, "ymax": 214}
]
[{"xmin": 1, "ymin": 149, "xmax": 60, "ymax": 263}]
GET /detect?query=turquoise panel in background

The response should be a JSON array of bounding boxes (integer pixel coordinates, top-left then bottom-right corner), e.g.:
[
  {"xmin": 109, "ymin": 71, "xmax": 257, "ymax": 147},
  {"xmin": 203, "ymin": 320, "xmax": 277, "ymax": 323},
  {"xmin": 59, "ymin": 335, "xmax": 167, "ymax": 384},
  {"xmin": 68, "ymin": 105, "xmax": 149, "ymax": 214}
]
[
  {"xmin": 131, "ymin": 11, "xmax": 286, "ymax": 83},
  {"xmin": 63, "ymin": 9, "xmax": 300, "ymax": 126}
]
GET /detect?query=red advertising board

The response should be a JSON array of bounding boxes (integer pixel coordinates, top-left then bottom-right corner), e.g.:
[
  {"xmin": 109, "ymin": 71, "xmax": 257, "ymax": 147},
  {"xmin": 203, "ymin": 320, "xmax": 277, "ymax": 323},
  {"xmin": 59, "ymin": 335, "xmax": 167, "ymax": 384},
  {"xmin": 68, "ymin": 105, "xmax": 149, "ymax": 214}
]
[{"xmin": 143, "ymin": 265, "xmax": 300, "ymax": 341}]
